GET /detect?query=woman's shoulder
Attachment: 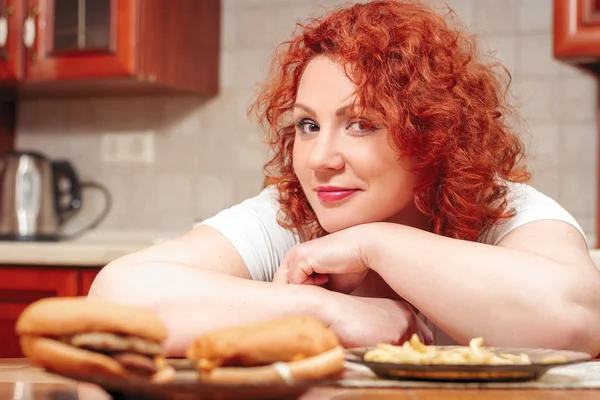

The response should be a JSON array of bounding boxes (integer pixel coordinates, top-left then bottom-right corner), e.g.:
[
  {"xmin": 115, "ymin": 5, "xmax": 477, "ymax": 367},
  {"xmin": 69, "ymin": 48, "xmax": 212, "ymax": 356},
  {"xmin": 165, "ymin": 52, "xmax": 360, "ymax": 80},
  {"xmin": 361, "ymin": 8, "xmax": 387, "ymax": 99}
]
[
  {"xmin": 194, "ymin": 185, "xmax": 281, "ymax": 223},
  {"xmin": 196, "ymin": 185, "xmax": 301, "ymax": 281},
  {"xmin": 479, "ymin": 182, "xmax": 587, "ymax": 246}
]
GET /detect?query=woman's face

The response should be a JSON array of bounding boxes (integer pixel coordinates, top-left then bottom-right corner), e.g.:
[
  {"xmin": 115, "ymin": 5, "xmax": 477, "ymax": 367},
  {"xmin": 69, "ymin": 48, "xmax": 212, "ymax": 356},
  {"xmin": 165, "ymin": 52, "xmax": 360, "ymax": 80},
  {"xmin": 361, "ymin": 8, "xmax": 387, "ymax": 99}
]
[{"xmin": 292, "ymin": 55, "xmax": 426, "ymax": 233}]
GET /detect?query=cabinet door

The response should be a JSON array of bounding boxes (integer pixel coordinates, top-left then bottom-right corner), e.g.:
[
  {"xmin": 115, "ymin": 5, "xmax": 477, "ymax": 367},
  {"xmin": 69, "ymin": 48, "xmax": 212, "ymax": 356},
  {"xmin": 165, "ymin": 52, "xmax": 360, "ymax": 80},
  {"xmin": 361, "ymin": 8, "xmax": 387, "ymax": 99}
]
[
  {"xmin": 554, "ymin": 0, "xmax": 600, "ymax": 61},
  {"xmin": 0, "ymin": 267, "xmax": 78, "ymax": 358},
  {"xmin": 585, "ymin": 0, "xmax": 600, "ymax": 24},
  {"xmin": 24, "ymin": 0, "xmax": 136, "ymax": 81},
  {"xmin": 78, "ymin": 268, "xmax": 100, "ymax": 296},
  {"xmin": 0, "ymin": 0, "xmax": 25, "ymax": 81}
]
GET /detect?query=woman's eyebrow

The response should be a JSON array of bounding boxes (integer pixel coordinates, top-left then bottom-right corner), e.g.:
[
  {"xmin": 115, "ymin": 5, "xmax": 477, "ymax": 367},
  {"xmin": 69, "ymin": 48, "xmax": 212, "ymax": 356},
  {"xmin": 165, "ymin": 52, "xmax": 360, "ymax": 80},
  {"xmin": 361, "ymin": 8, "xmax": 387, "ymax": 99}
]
[
  {"xmin": 293, "ymin": 103, "xmax": 316, "ymax": 116},
  {"xmin": 293, "ymin": 103, "xmax": 353, "ymax": 117},
  {"xmin": 335, "ymin": 105, "xmax": 352, "ymax": 116}
]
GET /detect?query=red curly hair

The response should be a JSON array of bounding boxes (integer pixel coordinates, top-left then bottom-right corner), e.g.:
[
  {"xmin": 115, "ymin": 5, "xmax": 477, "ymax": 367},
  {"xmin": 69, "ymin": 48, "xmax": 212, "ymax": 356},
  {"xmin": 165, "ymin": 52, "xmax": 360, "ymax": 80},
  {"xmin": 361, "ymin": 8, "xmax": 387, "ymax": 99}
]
[{"xmin": 251, "ymin": 0, "xmax": 530, "ymax": 242}]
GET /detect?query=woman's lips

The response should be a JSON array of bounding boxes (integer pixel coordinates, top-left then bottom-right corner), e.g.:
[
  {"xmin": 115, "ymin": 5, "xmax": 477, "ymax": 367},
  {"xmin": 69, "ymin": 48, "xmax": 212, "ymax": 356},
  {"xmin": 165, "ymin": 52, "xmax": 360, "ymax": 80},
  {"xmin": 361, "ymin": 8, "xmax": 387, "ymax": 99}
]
[{"xmin": 316, "ymin": 188, "xmax": 359, "ymax": 202}]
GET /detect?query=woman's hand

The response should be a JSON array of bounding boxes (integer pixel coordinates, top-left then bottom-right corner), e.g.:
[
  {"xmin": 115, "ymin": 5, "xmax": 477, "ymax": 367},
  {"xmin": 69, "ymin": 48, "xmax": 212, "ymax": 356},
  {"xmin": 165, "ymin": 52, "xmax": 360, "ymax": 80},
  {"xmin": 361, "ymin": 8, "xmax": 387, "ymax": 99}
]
[
  {"xmin": 322, "ymin": 293, "xmax": 433, "ymax": 347},
  {"xmin": 273, "ymin": 227, "xmax": 369, "ymax": 294}
]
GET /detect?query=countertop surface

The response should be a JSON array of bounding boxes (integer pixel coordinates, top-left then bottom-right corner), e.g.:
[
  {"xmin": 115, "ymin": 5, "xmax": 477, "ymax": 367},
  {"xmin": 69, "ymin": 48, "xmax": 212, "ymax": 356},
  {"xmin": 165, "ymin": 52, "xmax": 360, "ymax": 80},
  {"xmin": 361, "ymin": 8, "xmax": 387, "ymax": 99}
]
[
  {"xmin": 0, "ymin": 230, "xmax": 185, "ymax": 267},
  {"xmin": 3, "ymin": 228, "xmax": 600, "ymax": 269},
  {"xmin": 1, "ymin": 359, "xmax": 600, "ymax": 400}
]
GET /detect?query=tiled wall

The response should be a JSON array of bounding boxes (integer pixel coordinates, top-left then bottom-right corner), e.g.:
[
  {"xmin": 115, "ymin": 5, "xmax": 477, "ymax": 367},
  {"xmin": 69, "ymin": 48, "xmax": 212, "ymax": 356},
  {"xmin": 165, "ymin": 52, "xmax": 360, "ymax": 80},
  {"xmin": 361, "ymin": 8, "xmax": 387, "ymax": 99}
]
[{"xmin": 16, "ymin": 0, "xmax": 598, "ymax": 244}]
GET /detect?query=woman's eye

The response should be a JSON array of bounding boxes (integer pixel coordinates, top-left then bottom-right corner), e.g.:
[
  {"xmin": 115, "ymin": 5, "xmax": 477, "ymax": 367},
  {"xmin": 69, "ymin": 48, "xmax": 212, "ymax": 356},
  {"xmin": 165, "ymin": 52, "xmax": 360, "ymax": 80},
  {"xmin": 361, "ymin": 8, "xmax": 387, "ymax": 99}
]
[
  {"xmin": 295, "ymin": 119, "xmax": 319, "ymax": 135},
  {"xmin": 347, "ymin": 118, "xmax": 379, "ymax": 133}
]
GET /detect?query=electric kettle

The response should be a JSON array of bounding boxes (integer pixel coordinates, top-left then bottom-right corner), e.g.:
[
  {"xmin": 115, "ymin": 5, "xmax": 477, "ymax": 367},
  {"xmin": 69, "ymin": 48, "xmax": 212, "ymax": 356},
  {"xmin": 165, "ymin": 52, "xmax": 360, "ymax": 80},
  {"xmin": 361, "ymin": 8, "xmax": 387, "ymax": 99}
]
[{"xmin": 0, "ymin": 151, "xmax": 111, "ymax": 241}]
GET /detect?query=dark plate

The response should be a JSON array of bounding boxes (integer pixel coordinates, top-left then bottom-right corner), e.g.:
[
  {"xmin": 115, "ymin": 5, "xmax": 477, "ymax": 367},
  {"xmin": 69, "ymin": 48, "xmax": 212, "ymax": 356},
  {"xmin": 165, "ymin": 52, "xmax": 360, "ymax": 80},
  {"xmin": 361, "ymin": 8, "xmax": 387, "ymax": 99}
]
[
  {"xmin": 345, "ymin": 346, "xmax": 592, "ymax": 383},
  {"xmin": 84, "ymin": 376, "xmax": 315, "ymax": 400},
  {"xmin": 61, "ymin": 359, "xmax": 333, "ymax": 400}
]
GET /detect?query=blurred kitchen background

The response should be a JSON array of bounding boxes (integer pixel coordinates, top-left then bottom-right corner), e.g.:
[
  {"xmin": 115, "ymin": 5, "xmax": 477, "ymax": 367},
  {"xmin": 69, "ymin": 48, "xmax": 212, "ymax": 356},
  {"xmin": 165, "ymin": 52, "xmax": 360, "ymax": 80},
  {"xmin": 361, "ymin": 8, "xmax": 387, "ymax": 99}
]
[
  {"xmin": 0, "ymin": 0, "xmax": 598, "ymax": 359},
  {"xmin": 5, "ymin": 0, "xmax": 600, "ymax": 243}
]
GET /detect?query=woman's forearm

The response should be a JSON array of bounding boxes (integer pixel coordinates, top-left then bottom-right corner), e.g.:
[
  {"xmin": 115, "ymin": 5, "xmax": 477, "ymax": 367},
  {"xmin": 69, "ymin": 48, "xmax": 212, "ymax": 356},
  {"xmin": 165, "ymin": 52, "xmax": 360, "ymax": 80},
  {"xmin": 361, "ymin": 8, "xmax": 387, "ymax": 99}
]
[
  {"xmin": 362, "ymin": 223, "xmax": 600, "ymax": 354},
  {"xmin": 88, "ymin": 261, "xmax": 326, "ymax": 355}
]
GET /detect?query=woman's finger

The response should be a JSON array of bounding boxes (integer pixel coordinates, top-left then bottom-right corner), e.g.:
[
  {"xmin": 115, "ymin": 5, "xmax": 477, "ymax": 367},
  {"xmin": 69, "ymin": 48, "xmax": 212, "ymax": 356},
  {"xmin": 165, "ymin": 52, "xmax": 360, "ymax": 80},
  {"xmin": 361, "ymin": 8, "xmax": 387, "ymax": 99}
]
[
  {"xmin": 288, "ymin": 259, "xmax": 316, "ymax": 284},
  {"xmin": 273, "ymin": 259, "xmax": 290, "ymax": 283},
  {"xmin": 415, "ymin": 314, "xmax": 433, "ymax": 345},
  {"xmin": 310, "ymin": 274, "xmax": 329, "ymax": 286}
]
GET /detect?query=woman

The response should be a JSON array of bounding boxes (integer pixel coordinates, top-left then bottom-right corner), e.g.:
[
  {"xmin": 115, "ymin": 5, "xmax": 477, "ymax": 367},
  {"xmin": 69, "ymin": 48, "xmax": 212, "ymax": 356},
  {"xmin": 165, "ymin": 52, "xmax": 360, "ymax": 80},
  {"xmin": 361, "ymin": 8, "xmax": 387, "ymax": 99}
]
[{"xmin": 89, "ymin": 0, "xmax": 600, "ymax": 356}]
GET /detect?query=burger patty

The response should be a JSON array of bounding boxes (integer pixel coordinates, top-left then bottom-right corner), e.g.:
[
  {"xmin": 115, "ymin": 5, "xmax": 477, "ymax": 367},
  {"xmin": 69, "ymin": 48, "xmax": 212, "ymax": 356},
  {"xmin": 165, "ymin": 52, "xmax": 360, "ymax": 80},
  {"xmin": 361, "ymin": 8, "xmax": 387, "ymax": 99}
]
[
  {"xmin": 61, "ymin": 332, "xmax": 164, "ymax": 356},
  {"xmin": 112, "ymin": 352, "xmax": 157, "ymax": 376}
]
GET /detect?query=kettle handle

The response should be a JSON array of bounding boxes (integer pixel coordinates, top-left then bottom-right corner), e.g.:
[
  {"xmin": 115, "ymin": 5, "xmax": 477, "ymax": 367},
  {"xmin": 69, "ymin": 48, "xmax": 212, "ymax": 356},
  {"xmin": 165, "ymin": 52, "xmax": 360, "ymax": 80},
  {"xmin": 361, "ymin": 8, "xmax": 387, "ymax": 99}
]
[{"xmin": 51, "ymin": 161, "xmax": 82, "ymax": 220}]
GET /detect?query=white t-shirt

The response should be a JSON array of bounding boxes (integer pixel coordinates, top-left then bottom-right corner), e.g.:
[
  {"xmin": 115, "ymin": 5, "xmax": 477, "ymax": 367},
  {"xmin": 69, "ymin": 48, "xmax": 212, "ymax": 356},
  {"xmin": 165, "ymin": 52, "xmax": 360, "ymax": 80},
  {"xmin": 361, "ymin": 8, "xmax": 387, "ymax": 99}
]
[{"xmin": 197, "ymin": 182, "xmax": 586, "ymax": 344}]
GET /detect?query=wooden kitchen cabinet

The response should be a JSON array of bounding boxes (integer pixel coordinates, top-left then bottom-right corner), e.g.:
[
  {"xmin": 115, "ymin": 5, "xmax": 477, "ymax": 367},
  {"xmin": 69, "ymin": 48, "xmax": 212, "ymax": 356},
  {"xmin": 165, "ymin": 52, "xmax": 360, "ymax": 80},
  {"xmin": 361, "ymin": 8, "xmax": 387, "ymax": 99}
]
[
  {"xmin": 0, "ymin": 266, "xmax": 101, "ymax": 358},
  {"xmin": 79, "ymin": 268, "xmax": 99, "ymax": 296},
  {"xmin": 0, "ymin": 0, "xmax": 25, "ymax": 82},
  {"xmin": 554, "ymin": 0, "xmax": 600, "ymax": 64},
  {"xmin": 0, "ymin": 267, "xmax": 78, "ymax": 358},
  {"xmin": 0, "ymin": 0, "xmax": 220, "ymax": 96},
  {"xmin": 24, "ymin": 0, "xmax": 136, "ymax": 83}
]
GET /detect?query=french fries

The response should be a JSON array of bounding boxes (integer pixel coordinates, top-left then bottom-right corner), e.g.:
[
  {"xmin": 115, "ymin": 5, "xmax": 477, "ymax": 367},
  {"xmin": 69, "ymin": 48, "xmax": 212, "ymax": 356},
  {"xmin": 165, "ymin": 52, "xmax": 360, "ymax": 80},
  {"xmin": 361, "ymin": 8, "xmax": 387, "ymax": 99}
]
[{"xmin": 363, "ymin": 334, "xmax": 532, "ymax": 365}]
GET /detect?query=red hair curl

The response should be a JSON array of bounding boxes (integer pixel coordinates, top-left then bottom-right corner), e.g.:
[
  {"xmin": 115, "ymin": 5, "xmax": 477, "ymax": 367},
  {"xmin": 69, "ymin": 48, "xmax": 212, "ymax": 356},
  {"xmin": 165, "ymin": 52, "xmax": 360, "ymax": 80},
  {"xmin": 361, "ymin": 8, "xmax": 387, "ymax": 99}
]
[{"xmin": 251, "ymin": 0, "xmax": 530, "ymax": 242}]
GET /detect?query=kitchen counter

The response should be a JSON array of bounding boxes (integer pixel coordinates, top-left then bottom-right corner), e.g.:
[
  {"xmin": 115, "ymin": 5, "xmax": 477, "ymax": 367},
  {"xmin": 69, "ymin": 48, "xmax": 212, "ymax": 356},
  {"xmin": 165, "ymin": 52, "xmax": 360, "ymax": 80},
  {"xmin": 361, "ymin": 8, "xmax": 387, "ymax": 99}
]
[
  {"xmin": 0, "ymin": 230, "xmax": 184, "ymax": 267},
  {"xmin": 2, "ymin": 229, "xmax": 600, "ymax": 269},
  {"xmin": 1, "ymin": 359, "xmax": 600, "ymax": 400}
]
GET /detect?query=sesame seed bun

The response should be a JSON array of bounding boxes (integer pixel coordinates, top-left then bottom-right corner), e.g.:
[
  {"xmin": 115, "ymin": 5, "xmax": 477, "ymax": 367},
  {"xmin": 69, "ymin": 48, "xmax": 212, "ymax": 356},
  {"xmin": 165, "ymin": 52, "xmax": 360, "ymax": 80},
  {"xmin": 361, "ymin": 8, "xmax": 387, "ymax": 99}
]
[{"xmin": 16, "ymin": 297, "xmax": 167, "ymax": 342}]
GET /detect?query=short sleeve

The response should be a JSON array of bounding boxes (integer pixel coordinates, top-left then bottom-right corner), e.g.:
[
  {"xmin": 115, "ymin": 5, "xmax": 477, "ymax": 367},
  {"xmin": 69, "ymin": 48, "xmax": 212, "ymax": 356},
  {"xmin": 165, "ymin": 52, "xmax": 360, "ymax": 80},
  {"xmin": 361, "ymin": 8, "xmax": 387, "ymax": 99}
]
[
  {"xmin": 480, "ymin": 183, "xmax": 587, "ymax": 246},
  {"xmin": 194, "ymin": 187, "xmax": 301, "ymax": 282}
]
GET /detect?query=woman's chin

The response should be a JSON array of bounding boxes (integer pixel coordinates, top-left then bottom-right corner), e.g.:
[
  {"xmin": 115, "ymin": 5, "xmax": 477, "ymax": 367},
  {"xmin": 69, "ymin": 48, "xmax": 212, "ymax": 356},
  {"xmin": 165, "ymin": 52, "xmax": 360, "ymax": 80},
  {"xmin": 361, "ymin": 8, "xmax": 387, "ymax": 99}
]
[{"xmin": 317, "ymin": 217, "xmax": 367, "ymax": 234}]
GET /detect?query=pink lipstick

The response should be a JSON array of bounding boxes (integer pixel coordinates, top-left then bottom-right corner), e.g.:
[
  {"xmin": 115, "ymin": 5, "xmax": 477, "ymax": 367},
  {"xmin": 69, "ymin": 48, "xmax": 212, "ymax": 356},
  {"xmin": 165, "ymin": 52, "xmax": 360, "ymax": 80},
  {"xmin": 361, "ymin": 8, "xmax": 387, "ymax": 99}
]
[{"xmin": 316, "ymin": 186, "xmax": 359, "ymax": 202}]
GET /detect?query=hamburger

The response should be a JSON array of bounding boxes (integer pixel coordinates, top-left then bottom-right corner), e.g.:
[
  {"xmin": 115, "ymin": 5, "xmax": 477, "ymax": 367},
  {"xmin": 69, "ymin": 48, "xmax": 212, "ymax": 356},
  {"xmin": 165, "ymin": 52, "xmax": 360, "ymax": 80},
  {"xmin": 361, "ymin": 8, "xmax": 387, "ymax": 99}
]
[
  {"xmin": 16, "ymin": 297, "xmax": 175, "ymax": 383},
  {"xmin": 185, "ymin": 315, "xmax": 346, "ymax": 385}
]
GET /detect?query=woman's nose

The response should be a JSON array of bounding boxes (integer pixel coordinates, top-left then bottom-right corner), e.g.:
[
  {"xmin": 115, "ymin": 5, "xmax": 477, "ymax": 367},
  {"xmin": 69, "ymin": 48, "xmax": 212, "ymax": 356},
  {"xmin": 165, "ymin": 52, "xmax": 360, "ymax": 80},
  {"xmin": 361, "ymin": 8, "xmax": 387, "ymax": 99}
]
[{"xmin": 306, "ymin": 130, "xmax": 345, "ymax": 172}]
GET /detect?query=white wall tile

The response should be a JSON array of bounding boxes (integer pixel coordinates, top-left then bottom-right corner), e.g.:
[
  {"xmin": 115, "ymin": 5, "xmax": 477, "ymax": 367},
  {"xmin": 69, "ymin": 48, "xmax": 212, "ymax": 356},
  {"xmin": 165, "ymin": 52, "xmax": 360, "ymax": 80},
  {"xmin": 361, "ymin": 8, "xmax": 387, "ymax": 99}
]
[
  {"xmin": 577, "ymin": 216, "xmax": 597, "ymax": 240},
  {"xmin": 193, "ymin": 173, "xmax": 236, "ymax": 222},
  {"xmin": 561, "ymin": 76, "xmax": 597, "ymax": 123},
  {"xmin": 219, "ymin": 50, "xmax": 236, "ymax": 91},
  {"xmin": 473, "ymin": 0, "xmax": 517, "ymax": 34},
  {"xmin": 556, "ymin": 120, "xmax": 597, "ymax": 220},
  {"xmin": 221, "ymin": 3, "xmax": 237, "ymax": 50},
  {"xmin": 232, "ymin": 170, "xmax": 265, "ymax": 203},
  {"xmin": 226, "ymin": 48, "xmax": 275, "ymax": 91},
  {"xmin": 517, "ymin": 0, "xmax": 552, "ymax": 33},
  {"xmin": 478, "ymin": 33, "xmax": 516, "ymax": 74},
  {"xmin": 559, "ymin": 63, "xmax": 597, "ymax": 79},
  {"xmin": 559, "ymin": 167, "xmax": 597, "ymax": 217},
  {"xmin": 530, "ymin": 168, "xmax": 561, "ymax": 200},
  {"xmin": 511, "ymin": 77, "xmax": 562, "ymax": 124},
  {"xmin": 515, "ymin": 33, "xmax": 563, "ymax": 77},
  {"xmin": 67, "ymin": 170, "xmax": 131, "ymax": 231},
  {"xmin": 234, "ymin": 5, "xmax": 318, "ymax": 49},
  {"xmin": 129, "ymin": 172, "xmax": 196, "ymax": 230},
  {"xmin": 524, "ymin": 124, "xmax": 560, "ymax": 173},
  {"xmin": 560, "ymin": 122, "xmax": 597, "ymax": 169},
  {"xmin": 427, "ymin": 0, "xmax": 475, "ymax": 28},
  {"xmin": 161, "ymin": 96, "xmax": 206, "ymax": 138}
]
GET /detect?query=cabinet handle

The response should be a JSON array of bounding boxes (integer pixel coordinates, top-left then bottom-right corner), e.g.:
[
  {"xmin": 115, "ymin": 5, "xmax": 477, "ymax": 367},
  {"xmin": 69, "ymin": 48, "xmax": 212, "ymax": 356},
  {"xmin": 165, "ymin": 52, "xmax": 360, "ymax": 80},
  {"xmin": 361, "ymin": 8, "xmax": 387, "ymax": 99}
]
[
  {"xmin": 23, "ymin": 6, "xmax": 38, "ymax": 61},
  {"xmin": 0, "ymin": 5, "xmax": 13, "ymax": 61},
  {"xmin": 0, "ymin": 18, "xmax": 8, "ymax": 59}
]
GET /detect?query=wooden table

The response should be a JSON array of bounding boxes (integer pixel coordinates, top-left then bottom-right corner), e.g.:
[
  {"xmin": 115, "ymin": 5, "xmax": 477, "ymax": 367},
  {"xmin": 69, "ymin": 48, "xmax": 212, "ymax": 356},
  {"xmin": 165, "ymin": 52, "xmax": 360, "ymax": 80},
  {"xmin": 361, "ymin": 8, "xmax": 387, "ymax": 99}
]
[{"xmin": 1, "ymin": 358, "xmax": 599, "ymax": 400}]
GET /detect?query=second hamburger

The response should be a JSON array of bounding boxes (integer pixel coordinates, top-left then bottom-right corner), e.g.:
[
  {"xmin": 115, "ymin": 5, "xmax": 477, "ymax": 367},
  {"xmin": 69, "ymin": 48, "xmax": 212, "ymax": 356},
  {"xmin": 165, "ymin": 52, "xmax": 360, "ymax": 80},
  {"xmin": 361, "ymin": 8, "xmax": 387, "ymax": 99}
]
[{"xmin": 185, "ymin": 315, "xmax": 346, "ymax": 385}]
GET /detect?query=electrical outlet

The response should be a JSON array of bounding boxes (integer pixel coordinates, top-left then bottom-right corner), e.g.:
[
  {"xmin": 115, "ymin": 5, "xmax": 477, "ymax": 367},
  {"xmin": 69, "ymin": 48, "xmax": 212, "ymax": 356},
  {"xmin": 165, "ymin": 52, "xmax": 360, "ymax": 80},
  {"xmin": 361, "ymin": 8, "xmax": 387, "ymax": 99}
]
[{"xmin": 101, "ymin": 132, "xmax": 155, "ymax": 164}]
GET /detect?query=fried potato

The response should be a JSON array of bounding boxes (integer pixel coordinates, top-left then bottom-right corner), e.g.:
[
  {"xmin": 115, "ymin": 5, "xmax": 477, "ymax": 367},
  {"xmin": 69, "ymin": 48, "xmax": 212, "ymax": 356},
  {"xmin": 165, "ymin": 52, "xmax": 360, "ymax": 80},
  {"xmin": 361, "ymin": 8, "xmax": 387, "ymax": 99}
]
[{"xmin": 363, "ymin": 335, "xmax": 532, "ymax": 365}]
